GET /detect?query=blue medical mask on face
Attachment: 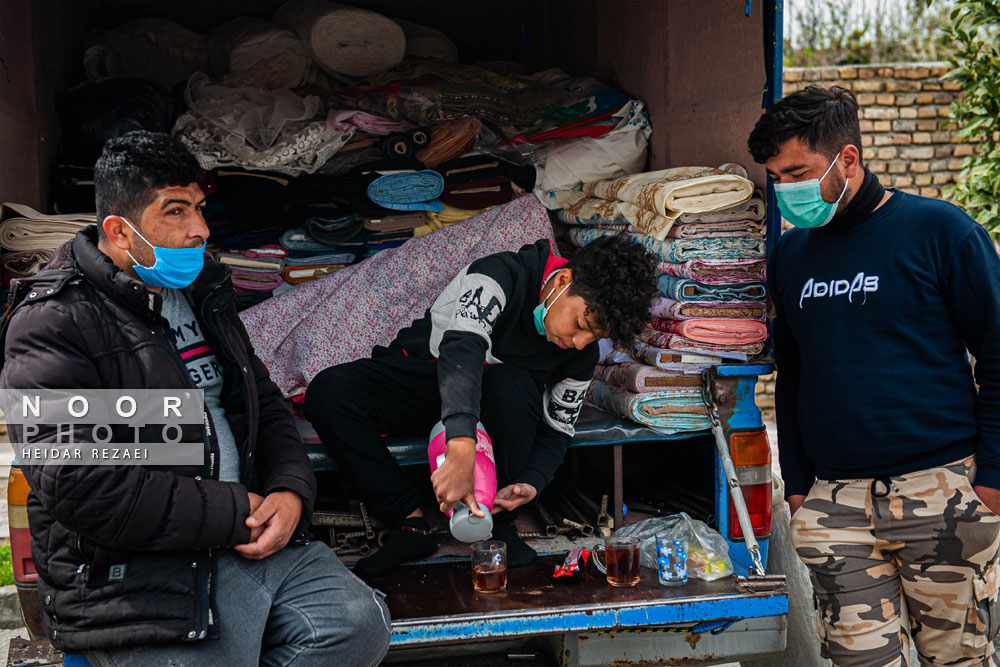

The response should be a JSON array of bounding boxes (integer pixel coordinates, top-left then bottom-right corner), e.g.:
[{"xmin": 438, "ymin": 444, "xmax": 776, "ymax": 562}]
[
  {"xmin": 533, "ymin": 273, "xmax": 572, "ymax": 337},
  {"xmin": 773, "ymin": 151, "xmax": 849, "ymax": 229},
  {"xmin": 122, "ymin": 217, "xmax": 205, "ymax": 289}
]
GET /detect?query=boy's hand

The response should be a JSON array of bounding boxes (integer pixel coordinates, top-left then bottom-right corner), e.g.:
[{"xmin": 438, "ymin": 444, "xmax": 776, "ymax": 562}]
[
  {"xmin": 431, "ymin": 436, "xmax": 484, "ymax": 517},
  {"xmin": 492, "ymin": 483, "xmax": 537, "ymax": 514}
]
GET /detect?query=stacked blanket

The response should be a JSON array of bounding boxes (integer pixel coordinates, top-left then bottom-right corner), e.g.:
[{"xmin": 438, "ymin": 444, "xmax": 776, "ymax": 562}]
[{"xmin": 585, "ymin": 380, "xmax": 712, "ymax": 432}]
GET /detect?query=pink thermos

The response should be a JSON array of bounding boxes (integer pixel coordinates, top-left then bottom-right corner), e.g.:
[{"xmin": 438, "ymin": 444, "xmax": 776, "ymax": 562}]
[{"xmin": 428, "ymin": 421, "xmax": 497, "ymax": 543}]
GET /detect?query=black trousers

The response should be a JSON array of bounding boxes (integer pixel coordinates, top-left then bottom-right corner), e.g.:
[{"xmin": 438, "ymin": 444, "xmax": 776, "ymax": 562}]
[{"xmin": 304, "ymin": 349, "xmax": 545, "ymax": 526}]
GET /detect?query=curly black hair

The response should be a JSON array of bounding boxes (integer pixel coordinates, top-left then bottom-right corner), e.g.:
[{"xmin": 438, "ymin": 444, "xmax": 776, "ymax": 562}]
[
  {"xmin": 566, "ymin": 234, "xmax": 659, "ymax": 348},
  {"xmin": 747, "ymin": 85, "xmax": 862, "ymax": 164},
  {"xmin": 94, "ymin": 130, "xmax": 203, "ymax": 240}
]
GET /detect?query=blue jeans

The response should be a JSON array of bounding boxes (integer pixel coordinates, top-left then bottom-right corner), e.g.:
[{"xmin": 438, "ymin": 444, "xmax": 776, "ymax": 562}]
[{"xmin": 86, "ymin": 541, "xmax": 391, "ymax": 667}]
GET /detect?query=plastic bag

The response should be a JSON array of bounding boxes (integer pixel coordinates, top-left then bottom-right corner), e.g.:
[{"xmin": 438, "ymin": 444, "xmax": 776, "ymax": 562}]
[{"xmin": 613, "ymin": 512, "xmax": 733, "ymax": 581}]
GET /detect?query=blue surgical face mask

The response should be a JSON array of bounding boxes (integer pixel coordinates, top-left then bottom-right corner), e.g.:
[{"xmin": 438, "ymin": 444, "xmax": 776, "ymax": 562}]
[
  {"xmin": 773, "ymin": 151, "xmax": 849, "ymax": 229},
  {"xmin": 122, "ymin": 217, "xmax": 205, "ymax": 289},
  {"xmin": 533, "ymin": 272, "xmax": 572, "ymax": 338}
]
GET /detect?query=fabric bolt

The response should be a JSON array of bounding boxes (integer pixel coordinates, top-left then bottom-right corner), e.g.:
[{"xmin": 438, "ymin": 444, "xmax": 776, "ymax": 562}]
[
  {"xmin": 83, "ymin": 18, "xmax": 207, "ymax": 89},
  {"xmin": 666, "ymin": 219, "xmax": 765, "ymax": 239},
  {"xmin": 217, "ymin": 253, "xmax": 285, "ymax": 272},
  {"xmin": 584, "ymin": 166, "xmax": 755, "ymax": 219},
  {"xmin": 366, "ymin": 170, "xmax": 445, "ymax": 212},
  {"xmin": 658, "ymin": 258, "xmax": 766, "ymax": 286},
  {"xmin": 363, "ymin": 211, "xmax": 426, "ymax": 233},
  {"xmin": 238, "ymin": 195, "xmax": 555, "ymax": 395},
  {"xmin": 555, "ymin": 208, "xmax": 628, "ymax": 227},
  {"xmin": 677, "ymin": 191, "xmax": 766, "ymax": 223},
  {"xmin": 625, "ymin": 341, "xmax": 719, "ymax": 374},
  {"xmin": 658, "ymin": 274, "xmax": 766, "ymax": 303},
  {"xmin": 791, "ymin": 457, "xmax": 1000, "ymax": 666},
  {"xmin": 327, "ymin": 109, "xmax": 416, "ymax": 135},
  {"xmin": 533, "ymin": 100, "xmax": 651, "ymax": 199},
  {"xmin": 554, "ymin": 194, "xmax": 676, "ymax": 240},
  {"xmin": 593, "ymin": 361, "xmax": 700, "ymax": 393},
  {"xmin": 280, "ymin": 228, "xmax": 330, "ymax": 251},
  {"xmin": 173, "ymin": 73, "xmax": 353, "ymax": 176},
  {"xmin": 207, "ymin": 17, "xmax": 314, "ymax": 90},
  {"xmin": 283, "ymin": 264, "xmax": 349, "ymax": 284},
  {"xmin": 585, "ymin": 380, "xmax": 711, "ymax": 433},
  {"xmin": 650, "ymin": 296, "xmax": 765, "ymax": 321},
  {"xmin": 440, "ymin": 176, "xmax": 513, "ymax": 209},
  {"xmin": 326, "ymin": 59, "xmax": 571, "ymax": 127},
  {"xmin": 393, "ymin": 17, "xmax": 458, "ymax": 62},
  {"xmin": 0, "ymin": 204, "xmax": 95, "ymax": 252},
  {"xmin": 415, "ymin": 117, "xmax": 482, "ymax": 169},
  {"xmin": 649, "ymin": 318, "xmax": 768, "ymax": 345},
  {"xmin": 231, "ymin": 269, "xmax": 286, "ymax": 292},
  {"xmin": 2, "ymin": 249, "xmax": 52, "ymax": 279},
  {"xmin": 566, "ymin": 227, "xmax": 765, "ymax": 263},
  {"xmin": 284, "ymin": 251, "xmax": 357, "ymax": 266},
  {"xmin": 638, "ymin": 329, "xmax": 763, "ymax": 360},
  {"xmin": 273, "ymin": 0, "xmax": 406, "ymax": 79},
  {"xmin": 436, "ymin": 154, "xmax": 536, "ymax": 192},
  {"xmin": 306, "ymin": 213, "xmax": 364, "ymax": 246}
]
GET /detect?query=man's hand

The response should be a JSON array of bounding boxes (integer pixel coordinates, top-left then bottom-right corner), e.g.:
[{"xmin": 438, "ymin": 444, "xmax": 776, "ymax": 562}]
[
  {"xmin": 787, "ymin": 494, "xmax": 807, "ymax": 516},
  {"xmin": 974, "ymin": 485, "xmax": 1000, "ymax": 516},
  {"xmin": 431, "ymin": 436, "xmax": 483, "ymax": 517},
  {"xmin": 235, "ymin": 490, "xmax": 303, "ymax": 560},
  {"xmin": 246, "ymin": 492, "xmax": 266, "ymax": 543},
  {"xmin": 492, "ymin": 483, "xmax": 537, "ymax": 514}
]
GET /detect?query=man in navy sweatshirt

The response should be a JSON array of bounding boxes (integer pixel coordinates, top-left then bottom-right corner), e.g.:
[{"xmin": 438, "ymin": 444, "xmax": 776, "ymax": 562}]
[{"xmin": 749, "ymin": 85, "xmax": 1000, "ymax": 666}]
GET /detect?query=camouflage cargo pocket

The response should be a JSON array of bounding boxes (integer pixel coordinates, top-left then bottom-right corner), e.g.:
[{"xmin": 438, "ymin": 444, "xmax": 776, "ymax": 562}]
[{"xmin": 962, "ymin": 560, "xmax": 1000, "ymax": 652}]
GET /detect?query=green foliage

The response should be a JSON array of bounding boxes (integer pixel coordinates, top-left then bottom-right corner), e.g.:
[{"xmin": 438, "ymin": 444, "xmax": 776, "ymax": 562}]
[
  {"xmin": 0, "ymin": 546, "xmax": 13, "ymax": 587},
  {"xmin": 945, "ymin": 0, "xmax": 1000, "ymax": 234},
  {"xmin": 785, "ymin": 0, "xmax": 957, "ymax": 67}
]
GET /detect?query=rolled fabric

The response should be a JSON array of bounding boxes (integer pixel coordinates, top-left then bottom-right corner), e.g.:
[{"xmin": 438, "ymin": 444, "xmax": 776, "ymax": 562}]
[
  {"xmin": 584, "ymin": 166, "xmax": 754, "ymax": 220},
  {"xmin": 648, "ymin": 318, "xmax": 768, "ymax": 345},
  {"xmin": 231, "ymin": 269, "xmax": 286, "ymax": 291},
  {"xmin": 218, "ymin": 254, "xmax": 285, "ymax": 272},
  {"xmin": 273, "ymin": 0, "xmax": 405, "ymax": 78},
  {"xmin": 284, "ymin": 251, "xmax": 358, "ymax": 266},
  {"xmin": 650, "ymin": 297, "xmax": 765, "ymax": 321},
  {"xmin": 566, "ymin": 227, "xmax": 764, "ymax": 262},
  {"xmin": 367, "ymin": 170, "xmax": 445, "ymax": 212},
  {"xmin": 83, "ymin": 18, "xmax": 207, "ymax": 89},
  {"xmin": 327, "ymin": 109, "xmax": 415, "ymax": 135},
  {"xmin": 626, "ymin": 341, "xmax": 719, "ymax": 373},
  {"xmin": 0, "ymin": 203, "xmax": 95, "ymax": 251},
  {"xmin": 677, "ymin": 191, "xmax": 766, "ymax": 223},
  {"xmin": 555, "ymin": 208, "xmax": 629, "ymax": 227},
  {"xmin": 363, "ymin": 211, "xmax": 427, "ymax": 233},
  {"xmin": 280, "ymin": 228, "xmax": 329, "ymax": 251},
  {"xmin": 638, "ymin": 329, "xmax": 764, "ymax": 360},
  {"xmin": 415, "ymin": 203, "xmax": 493, "ymax": 237},
  {"xmin": 666, "ymin": 219, "xmax": 765, "ymax": 239},
  {"xmin": 440, "ymin": 176, "xmax": 513, "ymax": 209},
  {"xmin": 586, "ymin": 380, "xmax": 711, "ymax": 432},
  {"xmin": 415, "ymin": 117, "xmax": 482, "ymax": 169},
  {"xmin": 658, "ymin": 274, "xmax": 766, "ymax": 303},
  {"xmin": 207, "ymin": 17, "xmax": 313, "ymax": 89},
  {"xmin": 2, "ymin": 248, "xmax": 52, "ymax": 278},
  {"xmin": 658, "ymin": 259, "xmax": 766, "ymax": 285},
  {"xmin": 594, "ymin": 361, "xmax": 701, "ymax": 393},
  {"xmin": 306, "ymin": 213, "xmax": 364, "ymax": 246},
  {"xmin": 282, "ymin": 263, "xmax": 349, "ymax": 284},
  {"xmin": 393, "ymin": 18, "xmax": 458, "ymax": 62}
]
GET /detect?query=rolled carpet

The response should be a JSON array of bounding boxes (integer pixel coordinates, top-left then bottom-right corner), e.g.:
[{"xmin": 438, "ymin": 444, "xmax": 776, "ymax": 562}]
[
  {"xmin": 367, "ymin": 170, "xmax": 445, "ymax": 212},
  {"xmin": 658, "ymin": 274, "xmax": 766, "ymax": 303},
  {"xmin": 650, "ymin": 297, "xmax": 765, "ymax": 321},
  {"xmin": 594, "ymin": 361, "xmax": 701, "ymax": 393},
  {"xmin": 273, "ymin": 0, "xmax": 405, "ymax": 78},
  {"xmin": 649, "ymin": 318, "xmax": 768, "ymax": 345},
  {"xmin": 658, "ymin": 259, "xmax": 766, "ymax": 285},
  {"xmin": 586, "ymin": 380, "xmax": 711, "ymax": 432}
]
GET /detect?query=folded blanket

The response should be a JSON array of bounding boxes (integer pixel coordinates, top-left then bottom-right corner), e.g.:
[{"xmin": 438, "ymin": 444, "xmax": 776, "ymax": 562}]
[
  {"xmin": 639, "ymin": 329, "xmax": 764, "ymax": 360},
  {"xmin": 239, "ymin": 194, "xmax": 557, "ymax": 395},
  {"xmin": 677, "ymin": 191, "xmax": 765, "ymax": 223},
  {"xmin": 219, "ymin": 244, "xmax": 288, "ymax": 259},
  {"xmin": 366, "ymin": 170, "xmax": 444, "ymax": 212},
  {"xmin": 666, "ymin": 219, "xmax": 765, "ymax": 239},
  {"xmin": 555, "ymin": 208, "xmax": 628, "ymax": 227},
  {"xmin": 625, "ymin": 342, "xmax": 721, "ymax": 374},
  {"xmin": 567, "ymin": 228, "xmax": 765, "ymax": 262},
  {"xmin": 658, "ymin": 274, "xmax": 766, "ymax": 303},
  {"xmin": 555, "ymin": 194, "xmax": 675, "ymax": 240},
  {"xmin": 650, "ymin": 297, "xmax": 765, "ymax": 321},
  {"xmin": 649, "ymin": 318, "xmax": 768, "ymax": 345},
  {"xmin": 2, "ymin": 248, "xmax": 52, "ymax": 278},
  {"xmin": 415, "ymin": 117, "xmax": 482, "ymax": 169},
  {"xmin": 282, "ymin": 263, "xmax": 349, "ymax": 284},
  {"xmin": 440, "ymin": 176, "xmax": 513, "ymax": 209},
  {"xmin": 306, "ymin": 214, "xmax": 364, "ymax": 246},
  {"xmin": 0, "ymin": 203, "xmax": 95, "ymax": 251},
  {"xmin": 658, "ymin": 259, "xmax": 766, "ymax": 285},
  {"xmin": 586, "ymin": 380, "xmax": 711, "ymax": 432},
  {"xmin": 284, "ymin": 251, "xmax": 357, "ymax": 266},
  {"xmin": 218, "ymin": 253, "xmax": 285, "ymax": 272},
  {"xmin": 363, "ymin": 211, "xmax": 427, "ymax": 233},
  {"xmin": 231, "ymin": 268, "xmax": 285, "ymax": 291},
  {"xmin": 594, "ymin": 361, "xmax": 701, "ymax": 393}
]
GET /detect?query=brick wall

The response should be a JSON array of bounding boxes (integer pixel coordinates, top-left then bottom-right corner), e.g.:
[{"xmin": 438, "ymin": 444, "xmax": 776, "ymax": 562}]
[{"xmin": 782, "ymin": 63, "xmax": 966, "ymax": 199}]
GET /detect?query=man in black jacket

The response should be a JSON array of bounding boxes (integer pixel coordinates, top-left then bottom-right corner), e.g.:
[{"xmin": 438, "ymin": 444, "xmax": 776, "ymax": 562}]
[{"xmin": 0, "ymin": 131, "xmax": 390, "ymax": 665}]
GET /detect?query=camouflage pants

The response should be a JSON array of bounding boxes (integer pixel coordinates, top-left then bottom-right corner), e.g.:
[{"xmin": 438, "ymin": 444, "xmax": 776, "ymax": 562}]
[{"xmin": 790, "ymin": 456, "xmax": 1000, "ymax": 667}]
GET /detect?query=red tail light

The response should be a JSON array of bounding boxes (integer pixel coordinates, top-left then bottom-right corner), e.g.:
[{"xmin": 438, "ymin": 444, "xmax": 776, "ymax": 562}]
[{"xmin": 728, "ymin": 429, "xmax": 773, "ymax": 540}]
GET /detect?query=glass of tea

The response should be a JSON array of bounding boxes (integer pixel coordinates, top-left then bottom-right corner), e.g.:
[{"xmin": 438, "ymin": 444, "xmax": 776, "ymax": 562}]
[
  {"xmin": 472, "ymin": 540, "xmax": 507, "ymax": 593},
  {"xmin": 593, "ymin": 536, "xmax": 641, "ymax": 587}
]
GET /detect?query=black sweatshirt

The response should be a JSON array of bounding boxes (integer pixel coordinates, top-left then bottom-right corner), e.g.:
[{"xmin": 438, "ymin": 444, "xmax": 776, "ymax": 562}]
[
  {"xmin": 392, "ymin": 239, "xmax": 599, "ymax": 492},
  {"xmin": 768, "ymin": 191, "xmax": 1000, "ymax": 497}
]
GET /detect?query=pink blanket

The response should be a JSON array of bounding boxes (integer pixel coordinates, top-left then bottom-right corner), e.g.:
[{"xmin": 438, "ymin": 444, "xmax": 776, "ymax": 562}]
[
  {"xmin": 239, "ymin": 195, "xmax": 556, "ymax": 396},
  {"xmin": 638, "ymin": 329, "xmax": 765, "ymax": 357},
  {"xmin": 649, "ymin": 318, "xmax": 768, "ymax": 344},
  {"xmin": 650, "ymin": 297, "xmax": 765, "ymax": 321}
]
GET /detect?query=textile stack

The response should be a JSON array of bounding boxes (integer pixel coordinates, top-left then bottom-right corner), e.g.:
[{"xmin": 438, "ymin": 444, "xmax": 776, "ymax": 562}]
[
  {"xmin": 0, "ymin": 204, "xmax": 94, "ymax": 287},
  {"xmin": 559, "ymin": 167, "xmax": 767, "ymax": 433}
]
